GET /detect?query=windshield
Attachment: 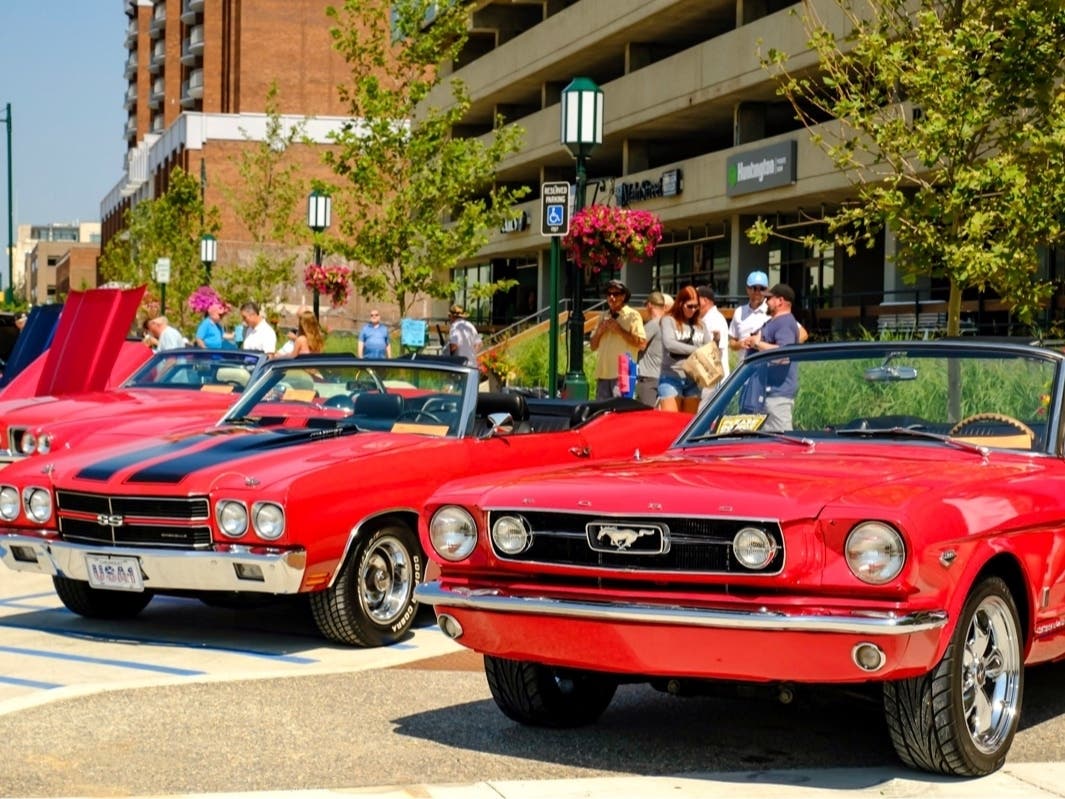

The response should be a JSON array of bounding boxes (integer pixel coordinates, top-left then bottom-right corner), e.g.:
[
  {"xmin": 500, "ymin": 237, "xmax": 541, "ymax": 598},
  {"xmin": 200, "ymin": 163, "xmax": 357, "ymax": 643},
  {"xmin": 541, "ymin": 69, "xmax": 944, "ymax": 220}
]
[
  {"xmin": 124, "ymin": 350, "xmax": 265, "ymax": 393},
  {"xmin": 222, "ymin": 358, "xmax": 476, "ymax": 437},
  {"xmin": 681, "ymin": 342, "xmax": 1061, "ymax": 454}
]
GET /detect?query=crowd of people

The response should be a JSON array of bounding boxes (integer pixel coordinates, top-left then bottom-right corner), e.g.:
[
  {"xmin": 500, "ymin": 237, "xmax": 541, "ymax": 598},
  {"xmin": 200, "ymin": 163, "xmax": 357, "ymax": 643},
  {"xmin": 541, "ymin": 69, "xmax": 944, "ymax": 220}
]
[{"xmin": 592, "ymin": 271, "xmax": 806, "ymax": 423}]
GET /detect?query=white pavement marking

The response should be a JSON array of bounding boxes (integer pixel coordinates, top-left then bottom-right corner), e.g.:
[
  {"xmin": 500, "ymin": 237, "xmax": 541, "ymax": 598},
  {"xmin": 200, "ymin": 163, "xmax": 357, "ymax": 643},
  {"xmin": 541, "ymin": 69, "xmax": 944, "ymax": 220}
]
[{"xmin": 0, "ymin": 570, "xmax": 464, "ymax": 715}]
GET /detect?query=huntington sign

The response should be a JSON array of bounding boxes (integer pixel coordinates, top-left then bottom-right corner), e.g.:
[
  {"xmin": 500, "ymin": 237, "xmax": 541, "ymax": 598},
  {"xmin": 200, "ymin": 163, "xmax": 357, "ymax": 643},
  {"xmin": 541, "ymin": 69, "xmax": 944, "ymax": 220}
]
[{"xmin": 726, "ymin": 140, "xmax": 797, "ymax": 197}]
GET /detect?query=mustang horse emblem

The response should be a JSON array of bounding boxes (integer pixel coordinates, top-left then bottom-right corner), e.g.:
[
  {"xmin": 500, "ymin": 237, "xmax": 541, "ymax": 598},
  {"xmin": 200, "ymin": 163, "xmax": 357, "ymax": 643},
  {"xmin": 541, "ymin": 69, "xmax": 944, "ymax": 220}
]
[{"xmin": 596, "ymin": 526, "xmax": 654, "ymax": 551}]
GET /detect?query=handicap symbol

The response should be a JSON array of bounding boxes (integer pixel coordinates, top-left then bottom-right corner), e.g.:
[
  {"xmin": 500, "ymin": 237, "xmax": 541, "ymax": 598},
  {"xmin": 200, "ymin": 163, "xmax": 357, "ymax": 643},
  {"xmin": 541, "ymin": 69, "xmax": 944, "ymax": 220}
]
[{"xmin": 546, "ymin": 204, "xmax": 564, "ymax": 226}]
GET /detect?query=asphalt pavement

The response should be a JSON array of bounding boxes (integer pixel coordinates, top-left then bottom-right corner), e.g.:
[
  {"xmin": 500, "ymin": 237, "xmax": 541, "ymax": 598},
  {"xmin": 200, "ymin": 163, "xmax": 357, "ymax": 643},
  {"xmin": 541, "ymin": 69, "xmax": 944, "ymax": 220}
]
[{"xmin": 3, "ymin": 569, "xmax": 1065, "ymax": 799}]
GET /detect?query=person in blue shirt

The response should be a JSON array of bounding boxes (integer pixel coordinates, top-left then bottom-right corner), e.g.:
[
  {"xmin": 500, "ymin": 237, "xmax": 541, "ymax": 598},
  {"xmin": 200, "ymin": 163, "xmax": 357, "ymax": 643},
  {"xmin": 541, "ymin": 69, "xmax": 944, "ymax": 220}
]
[
  {"xmin": 358, "ymin": 310, "xmax": 391, "ymax": 358},
  {"xmin": 194, "ymin": 303, "xmax": 227, "ymax": 349}
]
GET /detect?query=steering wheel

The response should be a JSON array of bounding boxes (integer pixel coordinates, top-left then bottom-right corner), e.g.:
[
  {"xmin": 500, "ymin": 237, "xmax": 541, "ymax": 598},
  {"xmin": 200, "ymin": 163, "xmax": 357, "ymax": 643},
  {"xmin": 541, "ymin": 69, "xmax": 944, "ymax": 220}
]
[
  {"xmin": 949, "ymin": 412, "xmax": 1035, "ymax": 439},
  {"xmin": 397, "ymin": 409, "xmax": 446, "ymax": 425}
]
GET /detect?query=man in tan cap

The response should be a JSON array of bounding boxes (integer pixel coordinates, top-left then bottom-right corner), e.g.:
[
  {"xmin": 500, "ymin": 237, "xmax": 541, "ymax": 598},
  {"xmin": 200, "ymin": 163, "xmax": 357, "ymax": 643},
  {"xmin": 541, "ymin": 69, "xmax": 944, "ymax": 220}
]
[
  {"xmin": 589, "ymin": 279, "xmax": 646, "ymax": 400},
  {"xmin": 448, "ymin": 304, "xmax": 481, "ymax": 365}
]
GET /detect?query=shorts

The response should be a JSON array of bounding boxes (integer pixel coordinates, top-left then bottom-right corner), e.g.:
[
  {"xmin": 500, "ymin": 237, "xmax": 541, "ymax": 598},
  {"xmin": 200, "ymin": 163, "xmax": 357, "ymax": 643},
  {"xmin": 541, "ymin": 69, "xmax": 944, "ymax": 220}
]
[{"xmin": 657, "ymin": 373, "xmax": 700, "ymax": 400}]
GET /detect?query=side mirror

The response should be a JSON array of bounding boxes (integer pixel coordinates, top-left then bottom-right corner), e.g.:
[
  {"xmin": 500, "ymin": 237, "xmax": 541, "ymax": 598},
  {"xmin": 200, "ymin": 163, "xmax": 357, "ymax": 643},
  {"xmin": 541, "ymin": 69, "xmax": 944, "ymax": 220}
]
[{"xmin": 482, "ymin": 411, "xmax": 515, "ymax": 438}]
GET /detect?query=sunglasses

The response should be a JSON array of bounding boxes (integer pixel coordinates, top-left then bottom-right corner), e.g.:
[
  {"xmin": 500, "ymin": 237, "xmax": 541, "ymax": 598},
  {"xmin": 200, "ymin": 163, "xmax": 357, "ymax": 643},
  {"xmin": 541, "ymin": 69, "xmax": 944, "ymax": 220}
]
[
  {"xmin": 606, "ymin": 291, "xmax": 624, "ymax": 297},
  {"xmin": 749, "ymin": 285, "xmax": 768, "ymax": 291},
  {"xmin": 683, "ymin": 303, "xmax": 698, "ymax": 310}
]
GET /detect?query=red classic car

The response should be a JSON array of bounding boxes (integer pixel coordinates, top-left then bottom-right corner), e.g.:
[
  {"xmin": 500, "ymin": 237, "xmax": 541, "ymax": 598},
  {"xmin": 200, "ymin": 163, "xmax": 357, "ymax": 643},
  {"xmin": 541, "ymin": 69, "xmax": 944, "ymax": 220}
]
[
  {"xmin": 0, "ymin": 356, "xmax": 687, "ymax": 647},
  {"xmin": 0, "ymin": 348, "xmax": 267, "ymax": 466},
  {"xmin": 417, "ymin": 340, "xmax": 1065, "ymax": 777}
]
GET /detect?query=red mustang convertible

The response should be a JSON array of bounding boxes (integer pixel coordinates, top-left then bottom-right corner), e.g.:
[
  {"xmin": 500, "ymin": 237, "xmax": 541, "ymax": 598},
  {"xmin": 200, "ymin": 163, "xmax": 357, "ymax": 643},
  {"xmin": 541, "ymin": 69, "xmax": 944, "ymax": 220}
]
[
  {"xmin": 0, "ymin": 356, "xmax": 686, "ymax": 647},
  {"xmin": 418, "ymin": 340, "xmax": 1065, "ymax": 777}
]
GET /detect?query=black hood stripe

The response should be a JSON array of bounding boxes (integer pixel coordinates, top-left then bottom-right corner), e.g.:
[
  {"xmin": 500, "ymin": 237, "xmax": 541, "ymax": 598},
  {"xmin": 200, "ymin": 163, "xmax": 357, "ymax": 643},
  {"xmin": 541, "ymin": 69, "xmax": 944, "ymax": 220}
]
[
  {"xmin": 127, "ymin": 427, "xmax": 346, "ymax": 484},
  {"xmin": 76, "ymin": 434, "xmax": 216, "ymax": 481}
]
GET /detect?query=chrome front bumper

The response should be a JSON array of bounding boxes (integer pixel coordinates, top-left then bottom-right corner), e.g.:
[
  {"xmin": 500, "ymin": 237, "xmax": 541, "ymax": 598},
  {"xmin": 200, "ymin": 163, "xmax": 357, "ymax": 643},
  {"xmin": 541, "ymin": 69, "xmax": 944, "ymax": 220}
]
[
  {"xmin": 415, "ymin": 582, "xmax": 949, "ymax": 635},
  {"xmin": 0, "ymin": 534, "xmax": 307, "ymax": 594}
]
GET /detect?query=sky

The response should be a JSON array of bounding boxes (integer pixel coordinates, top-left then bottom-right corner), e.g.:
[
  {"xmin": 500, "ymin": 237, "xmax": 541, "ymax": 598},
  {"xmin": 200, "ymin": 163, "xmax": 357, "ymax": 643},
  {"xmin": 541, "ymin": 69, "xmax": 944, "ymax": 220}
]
[{"xmin": 0, "ymin": 1, "xmax": 126, "ymax": 230}]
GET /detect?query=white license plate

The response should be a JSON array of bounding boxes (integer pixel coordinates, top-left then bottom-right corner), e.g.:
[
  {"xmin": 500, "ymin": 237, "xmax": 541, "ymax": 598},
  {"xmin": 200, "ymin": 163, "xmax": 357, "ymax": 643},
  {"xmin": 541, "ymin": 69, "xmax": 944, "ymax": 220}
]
[{"xmin": 85, "ymin": 554, "xmax": 144, "ymax": 592}]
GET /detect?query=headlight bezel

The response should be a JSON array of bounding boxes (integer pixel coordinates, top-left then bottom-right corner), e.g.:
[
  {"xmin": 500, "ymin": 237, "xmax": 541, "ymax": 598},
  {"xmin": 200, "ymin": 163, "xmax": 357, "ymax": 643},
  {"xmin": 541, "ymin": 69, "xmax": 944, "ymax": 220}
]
[
  {"xmin": 252, "ymin": 501, "xmax": 285, "ymax": 540},
  {"xmin": 732, "ymin": 525, "xmax": 777, "ymax": 570},
  {"xmin": 216, "ymin": 500, "xmax": 249, "ymax": 538},
  {"xmin": 22, "ymin": 486, "xmax": 53, "ymax": 524},
  {"xmin": 0, "ymin": 485, "xmax": 20, "ymax": 521},
  {"xmin": 17, "ymin": 431, "xmax": 36, "ymax": 455},
  {"xmin": 845, "ymin": 521, "xmax": 906, "ymax": 585},
  {"xmin": 429, "ymin": 505, "xmax": 479, "ymax": 562},
  {"xmin": 491, "ymin": 514, "xmax": 531, "ymax": 555}
]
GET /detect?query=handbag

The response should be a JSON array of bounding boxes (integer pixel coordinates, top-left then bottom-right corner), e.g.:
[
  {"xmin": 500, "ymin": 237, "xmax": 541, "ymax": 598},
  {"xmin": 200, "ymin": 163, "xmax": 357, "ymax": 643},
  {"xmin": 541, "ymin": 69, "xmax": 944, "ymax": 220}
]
[{"xmin": 681, "ymin": 340, "xmax": 725, "ymax": 389}]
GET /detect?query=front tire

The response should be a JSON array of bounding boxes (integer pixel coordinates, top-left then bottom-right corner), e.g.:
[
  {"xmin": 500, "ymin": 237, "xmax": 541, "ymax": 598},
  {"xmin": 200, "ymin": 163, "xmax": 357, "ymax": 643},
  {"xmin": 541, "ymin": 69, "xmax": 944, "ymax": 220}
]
[
  {"xmin": 309, "ymin": 522, "xmax": 423, "ymax": 647},
  {"xmin": 53, "ymin": 575, "xmax": 153, "ymax": 619},
  {"xmin": 884, "ymin": 576, "xmax": 1023, "ymax": 776},
  {"xmin": 484, "ymin": 655, "xmax": 618, "ymax": 727}
]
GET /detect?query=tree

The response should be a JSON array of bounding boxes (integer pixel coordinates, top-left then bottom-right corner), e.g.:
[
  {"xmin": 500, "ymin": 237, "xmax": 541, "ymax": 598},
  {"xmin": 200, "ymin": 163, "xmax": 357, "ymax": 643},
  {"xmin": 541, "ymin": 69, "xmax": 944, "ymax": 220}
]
[
  {"xmin": 323, "ymin": 0, "xmax": 528, "ymax": 316},
  {"xmin": 99, "ymin": 167, "xmax": 219, "ymax": 334},
  {"xmin": 215, "ymin": 82, "xmax": 310, "ymax": 311},
  {"xmin": 750, "ymin": 0, "xmax": 1065, "ymax": 335}
]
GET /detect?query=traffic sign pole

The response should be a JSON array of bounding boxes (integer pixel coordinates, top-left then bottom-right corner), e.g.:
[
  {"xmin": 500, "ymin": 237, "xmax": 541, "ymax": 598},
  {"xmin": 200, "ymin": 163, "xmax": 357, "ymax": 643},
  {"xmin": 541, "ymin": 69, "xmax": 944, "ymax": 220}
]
[{"xmin": 540, "ymin": 182, "xmax": 570, "ymax": 398}]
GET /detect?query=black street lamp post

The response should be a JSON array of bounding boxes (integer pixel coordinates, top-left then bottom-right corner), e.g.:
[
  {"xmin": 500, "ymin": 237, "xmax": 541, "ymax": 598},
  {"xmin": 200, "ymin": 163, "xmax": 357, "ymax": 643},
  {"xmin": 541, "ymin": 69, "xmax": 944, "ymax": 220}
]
[
  {"xmin": 560, "ymin": 77, "xmax": 603, "ymax": 400},
  {"xmin": 199, "ymin": 233, "xmax": 217, "ymax": 285},
  {"xmin": 307, "ymin": 190, "xmax": 332, "ymax": 321}
]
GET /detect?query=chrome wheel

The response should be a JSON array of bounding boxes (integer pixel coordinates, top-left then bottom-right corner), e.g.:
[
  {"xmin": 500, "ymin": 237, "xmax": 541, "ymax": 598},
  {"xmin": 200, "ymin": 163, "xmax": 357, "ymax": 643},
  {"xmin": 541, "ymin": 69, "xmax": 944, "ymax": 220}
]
[
  {"xmin": 358, "ymin": 534, "xmax": 413, "ymax": 625},
  {"xmin": 962, "ymin": 594, "xmax": 1022, "ymax": 755}
]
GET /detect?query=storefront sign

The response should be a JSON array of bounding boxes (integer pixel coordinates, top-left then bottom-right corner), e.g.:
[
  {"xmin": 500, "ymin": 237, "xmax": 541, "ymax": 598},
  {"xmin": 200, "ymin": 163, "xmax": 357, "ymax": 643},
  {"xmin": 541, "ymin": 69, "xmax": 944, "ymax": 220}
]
[
  {"xmin": 726, "ymin": 140, "xmax": 797, "ymax": 197},
  {"xmin": 615, "ymin": 169, "xmax": 683, "ymax": 207},
  {"xmin": 500, "ymin": 211, "xmax": 529, "ymax": 234}
]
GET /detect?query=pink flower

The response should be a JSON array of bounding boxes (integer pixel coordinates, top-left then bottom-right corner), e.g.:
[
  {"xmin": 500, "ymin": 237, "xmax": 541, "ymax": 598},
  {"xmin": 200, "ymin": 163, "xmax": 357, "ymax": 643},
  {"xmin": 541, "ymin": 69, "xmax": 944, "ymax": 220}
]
[
  {"xmin": 187, "ymin": 285, "xmax": 227, "ymax": 314},
  {"xmin": 304, "ymin": 263, "xmax": 352, "ymax": 307},
  {"xmin": 562, "ymin": 205, "xmax": 663, "ymax": 273}
]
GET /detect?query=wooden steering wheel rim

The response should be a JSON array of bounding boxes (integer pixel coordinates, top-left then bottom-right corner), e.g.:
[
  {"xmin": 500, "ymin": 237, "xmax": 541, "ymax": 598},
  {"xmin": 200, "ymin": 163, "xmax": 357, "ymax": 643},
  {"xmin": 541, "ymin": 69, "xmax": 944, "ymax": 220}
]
[{"xmin": 948, "ymin": 412, "xmax": 1035, "ymax": 439}]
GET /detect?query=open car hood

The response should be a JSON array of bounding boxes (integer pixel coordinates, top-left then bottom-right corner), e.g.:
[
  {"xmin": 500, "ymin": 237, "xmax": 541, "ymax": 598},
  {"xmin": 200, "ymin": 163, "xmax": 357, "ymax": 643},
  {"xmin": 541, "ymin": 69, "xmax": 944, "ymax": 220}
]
[{"xmin": 0, "ymin": 287, "xmax": 148, "ymax": 400}]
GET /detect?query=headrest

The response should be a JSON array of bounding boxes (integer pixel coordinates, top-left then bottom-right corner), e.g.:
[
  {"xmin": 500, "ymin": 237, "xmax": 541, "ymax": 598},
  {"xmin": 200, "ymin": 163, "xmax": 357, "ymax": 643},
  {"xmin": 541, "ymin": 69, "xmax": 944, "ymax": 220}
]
[
  {"xmin": 476, "ymin": 392, "xmax": 529, "ymax": 421},
  {"xmin": 353, "ymin": 392, "xmax": 404, "ymax": 419}
]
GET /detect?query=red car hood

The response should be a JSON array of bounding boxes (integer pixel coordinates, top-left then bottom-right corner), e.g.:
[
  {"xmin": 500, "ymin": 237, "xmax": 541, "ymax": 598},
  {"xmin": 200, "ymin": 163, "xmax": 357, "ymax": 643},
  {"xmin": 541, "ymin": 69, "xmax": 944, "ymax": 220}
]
[
  {"xmin": 37, "ymin": 425, "xmax": 446, "ymax": 493},
  {"xmin": 0, "ymin": 288, "xmax": 147, "ymax": 400},
  {"xmin": 4, "ymin": 387, "xmax": 236, "ymax": 428},
  {"xmin": 433, "ymin": 443, "xmax": 1046, "ymax": 522}
]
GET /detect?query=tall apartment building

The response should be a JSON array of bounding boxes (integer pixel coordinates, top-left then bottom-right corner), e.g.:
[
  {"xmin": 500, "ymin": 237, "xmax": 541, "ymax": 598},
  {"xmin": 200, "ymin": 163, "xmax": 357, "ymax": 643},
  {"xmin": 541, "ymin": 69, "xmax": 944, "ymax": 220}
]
[
  {"xmin": 102, "ymin": 0, "xmax": 350, "ymax": 295},
  {"xmin": 444, "ymin": 0, "xmax": 1061, "ymax": 333}
]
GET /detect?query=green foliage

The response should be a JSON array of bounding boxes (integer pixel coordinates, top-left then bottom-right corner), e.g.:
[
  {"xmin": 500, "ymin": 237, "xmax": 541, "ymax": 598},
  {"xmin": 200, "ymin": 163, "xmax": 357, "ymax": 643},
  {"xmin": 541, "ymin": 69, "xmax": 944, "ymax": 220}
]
[
  {"xmin": 99, "ymin": 167, "xmax": 219, "ymax": 334},
  {"xmin": 215, "ymin": 82, "xmax": 308, "ymax": 309},
  {"xmin": 323, "ymin": 0, "xmax": 530, "ymax": 315},
  {"xmin": 753, "ymin": 0, "xmax": 1065, "ymax": 335}
]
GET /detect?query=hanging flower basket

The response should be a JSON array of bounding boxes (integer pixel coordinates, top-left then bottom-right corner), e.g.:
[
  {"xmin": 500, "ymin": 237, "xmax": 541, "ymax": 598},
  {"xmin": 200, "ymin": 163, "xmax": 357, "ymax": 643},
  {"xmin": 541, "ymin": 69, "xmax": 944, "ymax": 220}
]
[
  {"xmin": 562, "ymin": 205, "xmax": 664, "ymax": 274},
  {"xmin": 187, "ymin": 285, "xmax": 227, "ymax": 314},
  {"xmin": 303, "ymin": 263, "xmax": 352, "ymax": 307}
]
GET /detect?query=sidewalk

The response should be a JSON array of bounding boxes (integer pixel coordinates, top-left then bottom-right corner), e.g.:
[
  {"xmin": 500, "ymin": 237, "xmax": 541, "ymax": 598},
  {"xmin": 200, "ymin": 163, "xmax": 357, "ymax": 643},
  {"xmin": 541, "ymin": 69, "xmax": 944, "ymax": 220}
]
[{"xmin": 52, "ymin": 763, "xmax": 1065, "ymax": 799}]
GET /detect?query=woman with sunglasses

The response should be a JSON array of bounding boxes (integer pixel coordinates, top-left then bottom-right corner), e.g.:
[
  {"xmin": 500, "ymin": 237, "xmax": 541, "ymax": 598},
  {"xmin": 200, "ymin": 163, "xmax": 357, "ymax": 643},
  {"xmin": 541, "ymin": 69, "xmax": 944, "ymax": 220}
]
[{"xmin": 657, "ymin": 285, "xmax": 710, "ymax": 413}]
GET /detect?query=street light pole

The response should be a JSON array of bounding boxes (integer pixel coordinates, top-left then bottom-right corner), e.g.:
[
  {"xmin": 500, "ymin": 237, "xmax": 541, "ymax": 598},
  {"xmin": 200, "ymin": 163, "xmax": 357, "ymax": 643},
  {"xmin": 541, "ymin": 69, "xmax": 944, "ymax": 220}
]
[
  {"xmin": 307, "ymin": 190, "xmax": 332, "ymax": 321},
  {"xmin": 560, "ymin": 78, "xmax": 603, "ymax": 400},
  {"xmin": 2, "ymin": 103, "xmax": 12, "ymax": 305},
  {"xmin": 199, "ymin": 233, "xmax": 216, "ymax": 285}
]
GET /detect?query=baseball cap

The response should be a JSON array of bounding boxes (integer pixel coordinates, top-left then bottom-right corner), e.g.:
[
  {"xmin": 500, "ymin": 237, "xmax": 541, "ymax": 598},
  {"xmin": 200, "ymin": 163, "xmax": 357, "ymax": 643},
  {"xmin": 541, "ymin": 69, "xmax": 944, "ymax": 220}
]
[
  {"xmin": 766, "ymin": 283, "xmax": 796, "ymax": 304},
  {"xmin": 746, "ymin": 271, "xmax": 769, "ymax": 289},
  {"xmin": 605, "ymin": 279, "xmax": 630, "ymax": 301}
]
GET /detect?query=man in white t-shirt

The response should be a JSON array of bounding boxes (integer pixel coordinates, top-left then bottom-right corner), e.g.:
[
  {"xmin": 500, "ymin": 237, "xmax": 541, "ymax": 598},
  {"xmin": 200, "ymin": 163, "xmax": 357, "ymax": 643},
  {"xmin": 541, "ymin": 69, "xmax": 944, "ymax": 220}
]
[
  {"xmin": 240, "ymin": 301, "xmax": 278, "ymax": 354},
  {"xmin": 447, "ymin": 304, "xmax": 482, "ymax": 365},
  {"xmin": 729, "ymin": 270, "xmax": 771, "ymax": 361},
  {"xmin": 696, "ymin": 285, "xmax": 730, "ymax": 410}
]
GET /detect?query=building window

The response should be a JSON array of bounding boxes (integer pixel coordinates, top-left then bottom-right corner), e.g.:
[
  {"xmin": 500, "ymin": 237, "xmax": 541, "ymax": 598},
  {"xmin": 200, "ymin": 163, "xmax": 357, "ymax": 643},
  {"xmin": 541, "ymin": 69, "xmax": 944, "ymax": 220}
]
[{"xmin": 451, "ymin": 263, "xmax": 491, "ymax": 324}]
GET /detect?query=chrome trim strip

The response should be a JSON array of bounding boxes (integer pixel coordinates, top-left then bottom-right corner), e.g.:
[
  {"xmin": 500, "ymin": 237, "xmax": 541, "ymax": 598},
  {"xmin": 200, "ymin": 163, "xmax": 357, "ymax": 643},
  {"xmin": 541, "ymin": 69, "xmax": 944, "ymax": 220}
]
[
  {"xmin": 414, "ymin": 582, "xmax": 948, "ymax": 635},
  {"xmin": 0, "ymin": 534, "xmax": 306, "ymax": 594}
]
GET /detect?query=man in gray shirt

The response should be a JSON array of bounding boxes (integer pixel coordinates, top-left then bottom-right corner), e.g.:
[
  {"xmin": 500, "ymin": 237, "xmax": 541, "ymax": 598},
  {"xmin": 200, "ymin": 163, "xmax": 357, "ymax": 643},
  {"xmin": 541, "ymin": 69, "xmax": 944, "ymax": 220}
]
[{"xmin": 635, "ymin": 291, "xmax": 670, "ymax": 407}]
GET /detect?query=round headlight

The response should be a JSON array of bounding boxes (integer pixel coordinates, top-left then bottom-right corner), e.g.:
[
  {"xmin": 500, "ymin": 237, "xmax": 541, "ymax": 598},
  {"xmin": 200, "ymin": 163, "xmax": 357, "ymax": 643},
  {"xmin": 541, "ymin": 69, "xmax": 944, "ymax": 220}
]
[
  {"xmin": 36, "ymin": 435, "xmax": 53, "ymax": 455},
  {"xmin": 18, "ymin": 431, "xmax": 36, "ymax": 455},
  {"xmin": 491, "ymin": 514, "xmax": 530, "ymax": 555},
  {"xmin": 0, "ymin": 486, "xmax": 19, "ymax": 520},
  {"xmin": 23, "ymin": 487, "xmax": 52, "ymax": 523},
  {"xmin": 429, "ymin": 505, "xmax": 478, "ymax": 562},
  {"xmin": 252, "ymin": 502, "xmax": 285, "ymax": 540},
  {"xmin": 846, "ymin": 522, "xmax": 905, "ymax": 584},
  {"xmin": 216, "ymin": 500, "xmax": 249, "ymax": 538},
  {"xmin": 733, "ymin": 526, "xmax": 776, "ymax": 569}
]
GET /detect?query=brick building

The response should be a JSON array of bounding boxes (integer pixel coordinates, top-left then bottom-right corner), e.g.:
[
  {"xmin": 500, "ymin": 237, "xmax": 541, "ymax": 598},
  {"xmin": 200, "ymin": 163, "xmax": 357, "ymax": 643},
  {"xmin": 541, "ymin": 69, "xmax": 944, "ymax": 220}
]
[{"xmin": 102, "ymin": 0, "xmax": 352, "ymax": 319}]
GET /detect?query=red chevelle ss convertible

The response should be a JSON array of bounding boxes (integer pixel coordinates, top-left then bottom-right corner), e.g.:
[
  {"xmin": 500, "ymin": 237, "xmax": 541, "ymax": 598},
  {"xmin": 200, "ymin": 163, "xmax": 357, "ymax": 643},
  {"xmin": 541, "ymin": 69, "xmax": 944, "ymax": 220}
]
[
  {"xmin": 418, "ymin": 340, "xmax": 1065, "ymax": 777},
  {"xmin": 0, "ymin": 355, "xmax": 687, "ymax": 647}
]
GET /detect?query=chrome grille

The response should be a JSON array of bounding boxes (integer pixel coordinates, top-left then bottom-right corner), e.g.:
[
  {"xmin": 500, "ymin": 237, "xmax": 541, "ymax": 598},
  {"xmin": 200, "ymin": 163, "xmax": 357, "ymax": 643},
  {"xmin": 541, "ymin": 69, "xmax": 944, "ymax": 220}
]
[
  {"xmin": 55, "ymin": 490, "xmax": 212, "ymax": 549},
  {"xmin": 487, "ymin": 510, "xmax": 784, "ymax": 574}
]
